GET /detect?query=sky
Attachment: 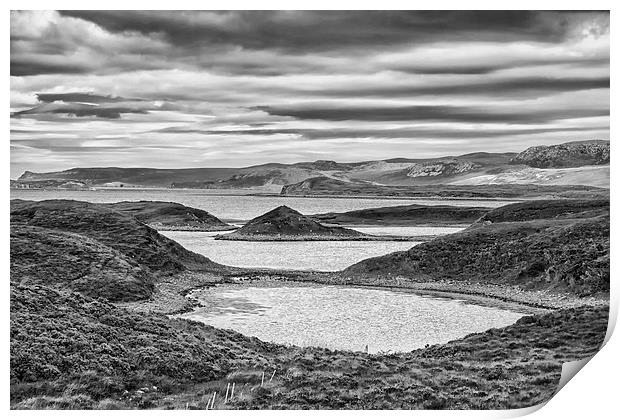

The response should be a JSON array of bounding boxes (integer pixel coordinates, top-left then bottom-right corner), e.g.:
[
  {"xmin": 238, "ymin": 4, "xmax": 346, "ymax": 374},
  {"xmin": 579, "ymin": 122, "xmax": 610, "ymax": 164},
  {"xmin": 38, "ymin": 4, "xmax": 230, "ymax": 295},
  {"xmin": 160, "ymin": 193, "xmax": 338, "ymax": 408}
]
[{"xmin": 10, "ymin": 10, "xmax": 610, "ymax": 178}]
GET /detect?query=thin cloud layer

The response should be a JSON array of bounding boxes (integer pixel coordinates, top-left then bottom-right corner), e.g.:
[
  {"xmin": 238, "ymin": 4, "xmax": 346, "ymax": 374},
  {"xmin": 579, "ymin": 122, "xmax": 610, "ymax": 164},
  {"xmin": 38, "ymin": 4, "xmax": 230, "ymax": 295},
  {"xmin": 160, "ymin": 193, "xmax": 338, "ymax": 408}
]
[{"xmin": 10, "ymin": 10, "xmax": 610, "ymax": 177}]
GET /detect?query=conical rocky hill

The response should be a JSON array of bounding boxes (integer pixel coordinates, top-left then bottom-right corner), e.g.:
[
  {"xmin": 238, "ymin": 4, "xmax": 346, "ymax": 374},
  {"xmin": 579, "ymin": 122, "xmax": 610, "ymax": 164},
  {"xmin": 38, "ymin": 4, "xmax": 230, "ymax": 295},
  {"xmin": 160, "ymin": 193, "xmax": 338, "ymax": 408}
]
[{"xmin": 216, "ymin": 205, "xmax": 370, "ymax": 240}]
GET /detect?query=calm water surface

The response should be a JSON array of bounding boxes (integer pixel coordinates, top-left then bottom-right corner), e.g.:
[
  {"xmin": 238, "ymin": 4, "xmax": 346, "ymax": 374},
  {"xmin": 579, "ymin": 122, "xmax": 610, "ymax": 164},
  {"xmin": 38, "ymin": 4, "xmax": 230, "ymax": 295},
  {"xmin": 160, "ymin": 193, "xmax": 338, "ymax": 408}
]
[
  {"xmin": 11, "ymin": 188, "xmax": 514, "ymax": 222},
  {"xmin": 161, "ymin": 230, "xmax": 438, "ymax": 271},
  {"xmin": 179, "ymin": 285, "xmax": 528, "ymax": 353}
]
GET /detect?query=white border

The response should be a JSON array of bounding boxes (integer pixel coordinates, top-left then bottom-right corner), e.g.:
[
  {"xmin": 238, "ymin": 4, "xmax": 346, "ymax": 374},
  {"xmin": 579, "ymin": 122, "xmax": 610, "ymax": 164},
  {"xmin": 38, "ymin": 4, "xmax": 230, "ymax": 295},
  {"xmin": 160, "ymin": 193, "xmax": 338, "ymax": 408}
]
[{"xmin": 4, "ymin": 2, "xmax": 617, "ymax": 419}]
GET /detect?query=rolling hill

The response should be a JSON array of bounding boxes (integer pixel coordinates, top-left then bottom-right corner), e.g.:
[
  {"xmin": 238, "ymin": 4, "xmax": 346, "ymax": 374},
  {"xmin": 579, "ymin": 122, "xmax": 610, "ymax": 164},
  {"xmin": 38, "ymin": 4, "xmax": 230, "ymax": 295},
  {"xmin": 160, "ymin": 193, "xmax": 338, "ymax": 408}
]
[
  {"xmin": 10, "ymin": 199, "xmax": 224, "ymax": 302},
  {"xmin": 343, "ymin": 199, "xmax": 609, "ymax": 297},
  {"xmin": 510, "ymin": 140, "xmax": 610, "ymax": 168},
  {"xmin": 102, "ymin": 201, "xmax": 234, "ymax": 231},
  {"xmin": 280, "ymin": 177, "xmax": 608, "ymax": 199},
  {"xmin": 13, "ymin": 141, "xmax": 609, "ymax": 190}
]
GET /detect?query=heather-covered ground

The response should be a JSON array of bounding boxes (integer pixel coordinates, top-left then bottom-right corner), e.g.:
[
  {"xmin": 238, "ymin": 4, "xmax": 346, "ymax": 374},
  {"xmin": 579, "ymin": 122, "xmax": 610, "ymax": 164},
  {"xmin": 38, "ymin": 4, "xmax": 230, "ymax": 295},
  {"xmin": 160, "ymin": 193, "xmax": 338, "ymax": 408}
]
[
  {"xmin": 310, "ymin": 203, "xmax": 491, "ymax": 226},
  {"xmin": 345, "ymin": 201, "xmax": 609, "ymax": 298},
  {"xmin": 9, "ymin": 198, "xmax": 610, "ymax": 409},
  {"xmin": 10, "ymin": 281, "xmax": 608, "ymax": 409},
  {"xmin": 102, "ymin": 200, "xmax": 235, "ymax": 231}
]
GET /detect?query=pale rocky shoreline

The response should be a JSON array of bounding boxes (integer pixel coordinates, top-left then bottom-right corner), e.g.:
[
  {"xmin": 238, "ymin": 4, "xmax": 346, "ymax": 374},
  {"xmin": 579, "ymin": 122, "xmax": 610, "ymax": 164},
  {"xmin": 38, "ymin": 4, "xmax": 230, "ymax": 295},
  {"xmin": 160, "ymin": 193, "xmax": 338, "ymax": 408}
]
[
  {"xmin": 149, "ymin": 224, "xmax": 237, "ymax": 232},
  {"xmin": 117, "ymin": 269, "xmax": 609, "ymax": 318},
  {"xmin": 214, "ymin": 233, "xmax": 430, "ymax": 241}
]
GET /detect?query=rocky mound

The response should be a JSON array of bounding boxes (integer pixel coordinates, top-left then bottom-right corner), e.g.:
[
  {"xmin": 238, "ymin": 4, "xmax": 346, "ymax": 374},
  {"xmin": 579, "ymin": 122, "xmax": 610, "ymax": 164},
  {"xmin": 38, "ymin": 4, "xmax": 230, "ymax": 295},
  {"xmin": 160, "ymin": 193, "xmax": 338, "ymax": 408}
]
[
  {"xmin": 216, "ymin": 205, "xmax": 370, "ymax": 240},
  {"xmin": 510, "ymin": 140, "xmax": 610, "ymax": 168},
  {"xmin": 344, "ymin": 203, "xmax": 609, "ymax": 297},
  {"xmin": 312, "ymin": 204, "xmax": 491, "ymax": 226},
  {"xmin": 10, "ymin": 200, "xmax": 223, "ymax": 300},
  {"xmin": 103, "ymin": 201, "xmax": 234, "ymax": 231}
]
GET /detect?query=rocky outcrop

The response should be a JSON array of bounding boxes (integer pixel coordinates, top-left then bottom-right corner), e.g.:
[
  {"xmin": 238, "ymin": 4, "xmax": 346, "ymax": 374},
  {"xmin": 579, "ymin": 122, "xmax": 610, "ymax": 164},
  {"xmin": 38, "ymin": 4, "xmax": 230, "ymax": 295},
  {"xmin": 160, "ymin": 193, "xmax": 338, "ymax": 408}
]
[
  {"xmin": 510, "ymin": 140, "xmax": 610, "ymax": 168},
  {"xmin": 406, "ymin": 160, "xmax": 479, "ymax": 178}
]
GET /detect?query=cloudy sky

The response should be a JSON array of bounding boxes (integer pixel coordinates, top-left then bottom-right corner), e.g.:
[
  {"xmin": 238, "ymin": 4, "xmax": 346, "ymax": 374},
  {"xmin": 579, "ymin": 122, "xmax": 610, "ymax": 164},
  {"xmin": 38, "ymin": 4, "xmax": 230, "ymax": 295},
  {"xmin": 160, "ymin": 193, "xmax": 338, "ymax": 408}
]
[{"xmin": 10, "ymin": 10, "xmax": 610, "ymax": 177}]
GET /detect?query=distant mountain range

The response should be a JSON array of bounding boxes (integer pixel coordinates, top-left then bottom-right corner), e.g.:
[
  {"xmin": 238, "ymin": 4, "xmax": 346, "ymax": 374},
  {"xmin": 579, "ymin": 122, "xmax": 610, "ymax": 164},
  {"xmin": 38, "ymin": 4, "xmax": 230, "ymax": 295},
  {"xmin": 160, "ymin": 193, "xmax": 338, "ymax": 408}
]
[{"xmin": 13, "ymin": 140, "xmax": 610, "ymax": 190}]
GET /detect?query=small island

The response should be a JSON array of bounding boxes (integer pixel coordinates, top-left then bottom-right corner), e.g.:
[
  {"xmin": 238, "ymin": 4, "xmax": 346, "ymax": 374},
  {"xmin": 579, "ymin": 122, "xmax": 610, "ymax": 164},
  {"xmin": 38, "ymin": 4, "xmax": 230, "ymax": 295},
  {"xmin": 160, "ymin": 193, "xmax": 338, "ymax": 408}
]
[
  {"xmin": 310, "ymin": 203, "xmax": 491, "ymax": 227},
  {"xmin": 215, "ymin": 205, "xmax": 422, "ymax": 241}
]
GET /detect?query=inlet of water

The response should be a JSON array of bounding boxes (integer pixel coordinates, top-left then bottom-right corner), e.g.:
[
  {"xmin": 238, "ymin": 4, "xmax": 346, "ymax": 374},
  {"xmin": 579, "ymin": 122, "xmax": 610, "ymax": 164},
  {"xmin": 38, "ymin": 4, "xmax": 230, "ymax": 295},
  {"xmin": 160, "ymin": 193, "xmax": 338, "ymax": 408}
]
[{"xmin": 178, "ymin": 284, "xmax": 528, "ymax": 353}]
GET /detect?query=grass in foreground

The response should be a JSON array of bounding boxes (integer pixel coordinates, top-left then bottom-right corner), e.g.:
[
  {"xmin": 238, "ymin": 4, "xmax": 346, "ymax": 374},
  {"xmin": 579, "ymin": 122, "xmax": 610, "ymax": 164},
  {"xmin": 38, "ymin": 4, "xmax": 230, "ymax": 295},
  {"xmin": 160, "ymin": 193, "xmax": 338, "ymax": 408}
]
[{"xmin": 11, "ymin": 281, "xmax": 607, "ymax": 410}]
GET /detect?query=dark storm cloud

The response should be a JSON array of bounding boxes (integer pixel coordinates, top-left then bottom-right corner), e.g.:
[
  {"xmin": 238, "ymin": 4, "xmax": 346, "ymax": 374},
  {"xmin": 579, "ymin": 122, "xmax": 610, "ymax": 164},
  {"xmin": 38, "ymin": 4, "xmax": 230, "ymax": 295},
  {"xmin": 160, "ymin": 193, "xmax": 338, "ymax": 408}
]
[
  {"xmin": 255, "ymin": 104, "xmax": 608, "ymax": 124},
  {"xmin": 12, "ymin": 102, "xmax": 149, "ymax": 119},
  {"xmin": 11, "ymin": 11, "xmax": 609, "ymax": 78},
  {"xmin": 10, "ymin": 60, "xmax": 91, "ymax": 76},
  {"xmin": 12, "ymin": 92, "xmax": 158, "ymax": 119},
  {"xmin": 307, "ymin": 77, "xmax": 610, "ymax": 98},
  {"xmin": 157, "ymin": 125, "xmax": 606, "ymax": 140},
  {"xmin": 9, "ymin": 11, "xmax": 610, "ymax": 176},
  {"xmin": 393, "ymin": 57, "xmax": 610, "ymax": 75},
  {"xmin": 36, "ymin": 92, "xmax": 137, "ymax": 103},
  {"xmin": 59, "ymin": 10, "xmax": 601, "ymax": 53}
]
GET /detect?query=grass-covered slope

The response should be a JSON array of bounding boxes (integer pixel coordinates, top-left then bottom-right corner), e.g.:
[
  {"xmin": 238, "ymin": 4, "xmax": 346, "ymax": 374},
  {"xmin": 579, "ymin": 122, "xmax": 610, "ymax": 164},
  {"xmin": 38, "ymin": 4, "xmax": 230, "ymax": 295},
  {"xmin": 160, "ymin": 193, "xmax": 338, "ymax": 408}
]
[
  {"xmin": 10, "ymin": 282, "xmax": 607, "ymax": 409},
  {"xmin": 10, "ymin": 283, "xmax": 276, "ymax": 409},
  {"xmin": 241, "ymin": 305, "xmax": 607, "ymax": 409},
  {"xmin": 281, "ymin": 176, "xmax": 608, "ymax": 199},
  {"xmin": 10, "ymin": 199, "xmax": 221, "ymax": 275},
  {"xmin": 10, "ymin": 225, "xmax": 153, "ymax": 302},
  {"xmin": 312, "ymin": 203, "xmax": 491, "ymax": 226},
  {"xmin": 103, "ymin": 201, "xmax": 234, "ymax": 231},
  {"xmin": 473, "ymin": 199, "xmax": 610, "ymax": 224},
  {"xmin": 8, "ymin": 197, "xmax": 610, "ymax": 410},
  {"xmin": 345, "ymin": 200, "xmax": 609, "ymax": 297}
]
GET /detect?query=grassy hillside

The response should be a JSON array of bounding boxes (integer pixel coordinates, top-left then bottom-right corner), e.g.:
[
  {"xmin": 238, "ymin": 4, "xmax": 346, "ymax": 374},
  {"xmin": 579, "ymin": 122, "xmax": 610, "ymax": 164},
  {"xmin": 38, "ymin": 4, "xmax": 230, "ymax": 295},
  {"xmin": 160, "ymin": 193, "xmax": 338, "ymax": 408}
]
[
  {"xmin": 10, "ymin": 199, "xmax": 221, "ymax": 275},
  {"xmin": 311, "ymin": 203, "xmax": 491, "ymax": 226},
  {"xmin": 18, "ymin": 167, "xmax": 239, "ymax": 187},
  {"xmin": 14, "ymin": 141, "xmax": 608, "ymax": 190},
  {"xmin": 281, "ymin": 177, "xmax": 608, "ymax": 199},
  {"xmin": 474, "ymin": 199, "xmax": 610, "ymax": 224},
  {"xmin": 10, "ymin": 283, "xmax": 277, "ymax": 409},
  {"xmin": 9, "ymin": 197, "xmax": 609, "ymax": 409},
  {"xmin": 15, "ymin": 153, "xmax": 512, "ymax": 189},
  {"xmin": 240, "ymin": 305, "xmax": 607, "ymax": 409},
  {"xmin": 345, "ymin": 200, "xmax": 609, "ymax": 297},
  {"xmin": 449, "ymin": 165, "xmax": 610, "ymax": 189},
  {"xmin": 11, "ymin": 225, "xmax": 153, "ymax": 302}
]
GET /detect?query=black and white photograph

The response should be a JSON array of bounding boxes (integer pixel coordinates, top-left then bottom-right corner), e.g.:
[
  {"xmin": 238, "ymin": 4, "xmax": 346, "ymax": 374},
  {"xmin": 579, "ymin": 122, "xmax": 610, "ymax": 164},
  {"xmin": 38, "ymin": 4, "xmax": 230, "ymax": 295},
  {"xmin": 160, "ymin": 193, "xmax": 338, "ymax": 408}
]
[{"xmin": 8, "ymin": 7, "xmax": 612, "ymax": 411}]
